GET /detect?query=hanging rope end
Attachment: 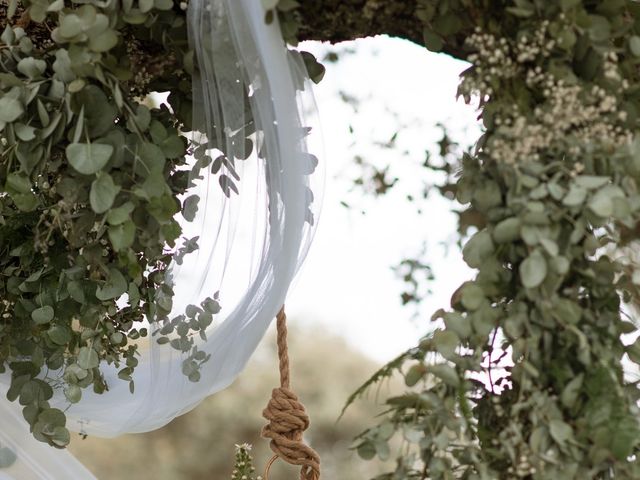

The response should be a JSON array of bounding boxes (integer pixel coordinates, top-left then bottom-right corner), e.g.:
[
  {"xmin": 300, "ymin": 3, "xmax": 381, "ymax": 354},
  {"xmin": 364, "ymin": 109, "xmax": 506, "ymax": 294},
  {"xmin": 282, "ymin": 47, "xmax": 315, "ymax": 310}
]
[{"xmin": 261, "ymin": 307, "xmax": 321, "ymax": 479}]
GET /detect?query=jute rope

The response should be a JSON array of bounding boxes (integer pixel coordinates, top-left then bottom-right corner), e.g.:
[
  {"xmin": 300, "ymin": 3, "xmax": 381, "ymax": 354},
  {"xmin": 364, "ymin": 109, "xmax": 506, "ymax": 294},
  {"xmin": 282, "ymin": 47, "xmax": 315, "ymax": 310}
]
[{"xmin": 261, "ymin": 307, "xmax": 321, "ymax": 480}]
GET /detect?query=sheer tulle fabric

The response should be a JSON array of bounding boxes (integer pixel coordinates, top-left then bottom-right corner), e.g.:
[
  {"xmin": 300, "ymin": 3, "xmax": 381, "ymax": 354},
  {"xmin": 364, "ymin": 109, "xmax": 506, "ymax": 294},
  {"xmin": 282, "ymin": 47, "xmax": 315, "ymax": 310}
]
[{"xmin": 0, "ymin": 0, "xmax": 321, "ymax": 477}]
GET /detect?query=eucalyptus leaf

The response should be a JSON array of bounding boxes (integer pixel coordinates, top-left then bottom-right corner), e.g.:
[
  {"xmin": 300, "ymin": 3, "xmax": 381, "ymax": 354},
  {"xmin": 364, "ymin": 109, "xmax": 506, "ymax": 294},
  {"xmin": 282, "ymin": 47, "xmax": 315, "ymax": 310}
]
[
  {"xmin": 520, "ymin": 250, "xmax": 547, "ymax": 289},
  {"xmin": 77, "ymin": 347, "xmax": 100, "ymax": 370},
  {"xmin": 66, "ymin": 143, "xmax": 114, "ymax": 175},
  {"xmin": 462, "ymin": 229, "xmax": 494, "ymax": 268},
  {"xmin": 108, "ymin": 220, "xmax": 136, "ymax": 251},
  {"xmin": 64, "ymin": 384, "xmax": 82, "ymax": 404},
  {"xmin": 90, "ymin": 173, "xmax": 120, "ymax": 214},
  {"xmin": 95, "ymin": 268, "xmax": 127, "ymax": 300},
  {"xmin": 31, "ymin": 306, "xmax": 54, "ymax": 325},
  {"xmin": 433, "ymin": 330, "xmax": 459, "ymax": 359},
  {"xmin": 0, "ymin": 97, "xmax": 24, "ymax": 122}
]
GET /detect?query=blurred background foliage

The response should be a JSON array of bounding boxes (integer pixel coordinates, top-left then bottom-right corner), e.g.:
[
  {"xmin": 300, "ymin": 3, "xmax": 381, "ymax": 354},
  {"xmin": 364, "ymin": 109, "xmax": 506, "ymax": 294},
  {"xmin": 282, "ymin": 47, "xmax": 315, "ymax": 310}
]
[{"xmin": 69, "ymin": 320, "xmax": 400, "ymax": 479}]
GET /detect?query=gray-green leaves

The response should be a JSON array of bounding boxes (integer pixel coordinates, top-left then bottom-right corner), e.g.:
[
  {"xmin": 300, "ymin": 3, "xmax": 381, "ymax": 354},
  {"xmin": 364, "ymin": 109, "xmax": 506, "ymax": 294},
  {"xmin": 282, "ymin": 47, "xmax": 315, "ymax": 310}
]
[
  {"xmin": 0, "ymin": 97, "xmax": 24, "ymax": 123},
  {"xmin": 520, "ymin": 250, "xmax": 547, "ymax": 288},
  {"xmin": 95, "ymin": 268, "xmax": 127, "ymax": 300},
  {"xmin": 0, "ymin": 0, "xmax": 203, "ymax": 451},
  {"xmin": 77, "ymin": 347, "xmax": 100, "ymax": 370},
  {"xmin": 32, "ymin": 306, "xmax": 54, "ymax": 325},
  {"xmin": 462, "ymin": 229, "xmax": 494, "ymax": 268},
  {"xmin": 66, "ymin": 143, "xmax": 113, "ymax": 175},
  {"xmin": 90, "ymin": 173, "xmax": 120, "ymax": 214}
]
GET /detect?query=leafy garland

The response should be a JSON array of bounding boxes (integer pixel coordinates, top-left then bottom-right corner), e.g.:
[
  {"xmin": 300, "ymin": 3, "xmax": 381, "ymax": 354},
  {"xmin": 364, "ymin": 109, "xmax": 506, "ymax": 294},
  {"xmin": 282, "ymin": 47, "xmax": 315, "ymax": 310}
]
[
  {"xmin": 0, "ymin": 0, "xmax": 223, "ymax": 447},
  {"xmin": 345, "ymin": 0, "xmax": 640, "ymax": 478}
]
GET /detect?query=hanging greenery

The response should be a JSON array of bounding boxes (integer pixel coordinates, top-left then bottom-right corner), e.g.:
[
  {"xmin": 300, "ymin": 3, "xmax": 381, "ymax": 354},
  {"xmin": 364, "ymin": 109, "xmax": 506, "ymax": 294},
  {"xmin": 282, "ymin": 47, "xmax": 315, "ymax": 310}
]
[
  {"xmin": 0, "ymin": 0, "xmax": 221, "ymax": 448},
  {"xmin": 343, "ymin": 0, "xmax": 640, "ymax": 478}
]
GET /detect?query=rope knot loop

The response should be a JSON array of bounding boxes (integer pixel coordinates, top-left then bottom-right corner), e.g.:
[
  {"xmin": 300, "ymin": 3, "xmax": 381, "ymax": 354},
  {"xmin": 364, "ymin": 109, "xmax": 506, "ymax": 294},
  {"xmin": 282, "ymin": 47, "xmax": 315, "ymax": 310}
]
[{"xmin": 262, "ymin": 387, "xmax": 309, "ymax": 438}]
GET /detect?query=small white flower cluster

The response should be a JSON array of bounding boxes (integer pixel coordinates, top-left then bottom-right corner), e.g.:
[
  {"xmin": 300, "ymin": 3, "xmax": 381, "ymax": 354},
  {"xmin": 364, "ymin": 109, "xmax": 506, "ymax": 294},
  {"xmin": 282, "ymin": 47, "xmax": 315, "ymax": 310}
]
[
  {"xmin": 487, "ymin": 66, "xmax": 631, "ymax": 165},
  {"xmin": 515, "ymin": 21, "xmax": 555, "ymax": 64},
  {"xmin": 1, "ymin": 299, "xmax": 15, "ymax": 319},
  {"xmin": 126, "ymin": 40, "xmax": 153, "ymax": 95},
  {"xmin": 602, "ymin": 51, "xmax": 627, "ymax": 86},
  {"xmin": 460, "ymin": 27, "xmax": 516, "ymax": 98},
  {"xmin": 231, "ymin": 444, "xmax": 262, "ymax": 480},
  {"xmin": 460, "ymin": 23, "xmax": 631, "ymax": 166},
  {"xmin": 506, "ymin": 453, "xmax": 537, "ymax": 478},
  {"xmin": 460, "ymin": 23, "xmax": 554, "ymax": 100},
  {"xmin": 497, "ymin": 422, "xmax": 537, "ymax": 478}
]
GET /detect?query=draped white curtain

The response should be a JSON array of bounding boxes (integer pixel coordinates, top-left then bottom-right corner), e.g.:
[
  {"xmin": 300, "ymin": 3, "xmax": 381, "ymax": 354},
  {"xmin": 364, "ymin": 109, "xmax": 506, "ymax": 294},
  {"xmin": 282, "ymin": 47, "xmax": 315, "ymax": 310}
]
[{"xmin": 0, "ymin": 0, "xmax": 322, "ymax": 476}]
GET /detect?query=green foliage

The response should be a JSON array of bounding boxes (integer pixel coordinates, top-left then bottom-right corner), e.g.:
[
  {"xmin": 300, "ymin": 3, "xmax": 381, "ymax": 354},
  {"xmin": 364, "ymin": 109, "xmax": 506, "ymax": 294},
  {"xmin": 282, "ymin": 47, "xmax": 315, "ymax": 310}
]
[
  {"xmin": 0, "ymin": 0, "xmax": 325, "ymax": 449},
  {"xmin": 0, "ymin": 0, "xmax": 225, "ymax": 446},
  {"xmin": 348, "ymin": 0, "xmax": 640, "ymax": 478}
]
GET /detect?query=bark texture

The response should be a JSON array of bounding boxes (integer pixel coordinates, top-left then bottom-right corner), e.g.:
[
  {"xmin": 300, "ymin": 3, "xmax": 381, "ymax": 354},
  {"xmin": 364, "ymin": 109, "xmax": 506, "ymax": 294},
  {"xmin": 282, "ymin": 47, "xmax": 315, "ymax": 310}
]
[
  {"xmin": 296, "ymin": 0, "xmax": 469, "ymax": 60},
  {"xmin": 297, "ymin": 0, "xmax": 423, "ymax": 45}
]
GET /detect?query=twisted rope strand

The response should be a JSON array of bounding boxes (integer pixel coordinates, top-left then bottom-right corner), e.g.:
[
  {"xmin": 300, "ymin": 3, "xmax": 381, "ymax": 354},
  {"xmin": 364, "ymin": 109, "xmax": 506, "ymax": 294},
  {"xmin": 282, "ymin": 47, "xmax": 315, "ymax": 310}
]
[{"xmin": 262, "ymin": 308, "xmax": 321, "ymax": 480}]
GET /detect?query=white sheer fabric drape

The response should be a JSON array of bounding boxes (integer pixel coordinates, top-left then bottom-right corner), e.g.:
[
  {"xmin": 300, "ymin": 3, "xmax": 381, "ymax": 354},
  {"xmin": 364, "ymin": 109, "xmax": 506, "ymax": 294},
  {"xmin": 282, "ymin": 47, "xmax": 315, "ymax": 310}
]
[{"xmin": 0, "ymin": 0, "xmax": 322, "ymax": 476}]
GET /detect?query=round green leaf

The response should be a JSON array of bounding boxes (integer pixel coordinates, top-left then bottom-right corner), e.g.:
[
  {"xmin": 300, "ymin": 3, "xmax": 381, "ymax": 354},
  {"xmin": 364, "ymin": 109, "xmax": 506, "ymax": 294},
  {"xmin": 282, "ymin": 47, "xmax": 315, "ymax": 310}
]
[
  {"xmin": 77, "ymin": 346, "xmax": 99, "ymax": 370},
  {"xmin": 51, "ymin": 426, "xmax": 70, "ymax": 447},
  {"xmin": 106, "ymin": 201, "xmax": 135, "ymax": 226},
  {"xmin": 90, "ymin": 172, "xmax": 120, "ymax": 214},
  {"xmin": 38, "ymin": 408, "xmax": 66, "ymax": 428},
  {"xmin": 66, "ymin": 142, "xmax": 114, "ymax": 175},
  {"xmin": 59, "ymin": 14, "xmax": 83, "ymax": 38},
  {"xmin": 462, "ymin": 229, "xmax": 494, "ymax": 268},
  {"xmin": 108, "ymin": 220, "xmax": 136, "ymax": 251},
  {"xmin": 17, "ymin": 57, "xmax": 47, "ymax": 79},
  {"xmin": 429, "ymin": 364, "xmax": 460, "ymax": 387},
  {"xmin": 423, "ymin": 29, "xmax": 444, "ymax": 52},
  {"xmin": 48, "ymin": 325, "xmax": 71, "ymax": 345},
  {"xmin": 520, "ymin": 250, "xmax": 548, "ymax": 289},
  {"xmin": 493, "ymin": 217, "xmax": 521, "ymax": 244},
  {"xmin": 433, "ymin": 330, "xmax": 459, "ymax": 359},
  {"xmin": 88, "ymin": 29, "xmax": 118, "ymax": 53},
  {"xmin": 549, "ymin": 419, "xmax": 573, "ymax": 446},
  {"xmin": 95, "ymin": 267, "xmax": 127, "ymax": 300},
  {"xmin": 460, "ymin": 283, "xmax": 485, "ymax": 311},
  {"xmin": 31, "ymin": 305, "xmax": 54, "ymax": 325},
  {"xmin": 64, "ymin": 385, "xmax": 82, "ymax": 404},
  {"xmin": 563, "ymin": 185, "xmax": 587, "ymax": 207},
  {"xmin": 631, "ymin": 36, "xmax": 640, "ymax": 57},
  {"xmin": 0, "ymin": 97, "xmax": 24, "ymax": 122}
]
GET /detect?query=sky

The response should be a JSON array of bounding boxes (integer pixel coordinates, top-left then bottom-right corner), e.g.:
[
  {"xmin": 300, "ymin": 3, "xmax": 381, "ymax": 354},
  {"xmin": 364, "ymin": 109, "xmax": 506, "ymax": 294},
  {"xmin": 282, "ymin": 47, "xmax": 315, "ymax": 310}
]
[{"xmin": 281, "ymin": 37, "xmax": 482, "ymax": 363}]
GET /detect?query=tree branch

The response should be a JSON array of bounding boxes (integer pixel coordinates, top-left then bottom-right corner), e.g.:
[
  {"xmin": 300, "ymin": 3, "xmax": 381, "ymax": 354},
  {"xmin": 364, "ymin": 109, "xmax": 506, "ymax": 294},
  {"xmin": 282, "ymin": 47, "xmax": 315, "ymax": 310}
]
[{"xmin": 296, "ymin": 0, "xmax": 470, "ymax": 60}]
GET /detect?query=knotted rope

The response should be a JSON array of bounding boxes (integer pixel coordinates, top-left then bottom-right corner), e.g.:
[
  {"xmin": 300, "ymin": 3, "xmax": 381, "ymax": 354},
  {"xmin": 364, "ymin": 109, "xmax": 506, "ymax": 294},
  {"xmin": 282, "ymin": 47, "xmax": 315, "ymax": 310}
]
[{"xmin": 261, "ymin": 307, "xmax": 320, "ymax": 480}]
